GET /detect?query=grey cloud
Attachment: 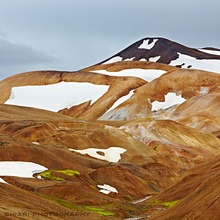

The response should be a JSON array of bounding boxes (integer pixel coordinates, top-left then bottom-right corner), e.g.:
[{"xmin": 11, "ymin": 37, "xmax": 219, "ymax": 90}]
[
  {"xmin": 0, "ymin": 38, "xmax": 60, "ymax": 78},
  {"xmin": 0, "ymin": 0, "xmax": 220, "ymax": 79},
  {"xmin": 0, "ymin": 30, "xmax": 7, "ymax": 39},
  {"xmin": 0, "ymin": 39, "xmax": 58, "ymax": 65}
]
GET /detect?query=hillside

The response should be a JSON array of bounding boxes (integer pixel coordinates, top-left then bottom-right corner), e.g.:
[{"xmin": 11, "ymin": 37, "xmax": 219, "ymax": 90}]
[
  {"xmin": 0, "ymin": 37, "xmax": 220, "ymax": 219},
  {"xmin": 96, "ymin": 37, "xmax": 220, "ymax": 73}
]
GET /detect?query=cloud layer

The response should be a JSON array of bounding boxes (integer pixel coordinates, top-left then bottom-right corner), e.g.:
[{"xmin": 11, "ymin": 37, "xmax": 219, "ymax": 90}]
[
  {"xmin": 0, "ymin": 37, "xmax": 59, "ymax": 78},
  {"xmin": 0, "ymin": 0, "xmax": 220, "ymax": 78}
]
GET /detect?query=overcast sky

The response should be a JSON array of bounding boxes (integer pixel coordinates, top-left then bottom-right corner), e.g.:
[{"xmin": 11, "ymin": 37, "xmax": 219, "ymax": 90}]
[{"xmin": 0, "ymin": 0, "xmax": 220, "ymax": 79}]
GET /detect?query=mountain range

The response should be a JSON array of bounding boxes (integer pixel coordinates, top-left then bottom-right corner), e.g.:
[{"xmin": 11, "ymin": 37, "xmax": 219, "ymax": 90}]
[{"xmin": 0, "ymin": 37, "xmax": 220, "ymax": 219}]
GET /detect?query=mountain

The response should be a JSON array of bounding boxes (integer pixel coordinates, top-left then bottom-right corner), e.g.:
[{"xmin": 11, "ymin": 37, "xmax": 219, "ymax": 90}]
[
  {"xmin": 0, "ymin": 37, "xmax": 220, "ymax": 219},
  {"xmin": 98, "ymin": 37, "xmax": 220, "ymax": 73}
]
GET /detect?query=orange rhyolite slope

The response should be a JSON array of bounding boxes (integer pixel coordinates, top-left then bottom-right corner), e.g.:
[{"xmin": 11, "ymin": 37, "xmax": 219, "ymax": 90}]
[{"xmin": 0, "ymin": 37, "xmax": 220, "ymax": 219}]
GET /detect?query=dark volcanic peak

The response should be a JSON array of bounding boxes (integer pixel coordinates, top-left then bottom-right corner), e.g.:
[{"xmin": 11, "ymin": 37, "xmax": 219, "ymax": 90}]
[{"xmin": 100, "ymin": 37, "xmax": 220, "ymax": 72}]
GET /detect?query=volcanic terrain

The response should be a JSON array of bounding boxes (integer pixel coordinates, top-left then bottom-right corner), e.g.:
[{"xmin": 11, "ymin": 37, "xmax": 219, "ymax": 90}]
[{"xmin": 0, "ymin": 37, "xmax": 220, "ymax": 219}]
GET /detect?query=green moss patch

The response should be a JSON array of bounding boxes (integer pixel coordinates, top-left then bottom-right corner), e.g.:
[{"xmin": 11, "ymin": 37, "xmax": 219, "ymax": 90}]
[
  {"xmin": 162, "ymin": 200, "xmax": 179, "ymax": 208},
  {"xmin": 85, "ymin": 206, "xmax": 115, "ymax": 216},
  {"xmin": 41, "ymin": 195, "xmax": 81, "ymax": 210},
  {"xmin": 42, "ymin": 195, "xmax": 115, "ymax": 216},
  {"xmin": 37, "ymin": 169, "xmax": 80, "ymax": 181},
  {"xmin": 146, "ymin": 200, "xmax": 179, "ymax": 208},
  {"xmin": 39, "ymin": 171, "xmax": 64, "ymax": 181},
  {"xmin": 53, "ymin": 169, "xmax": 80, "ymax": 176}
]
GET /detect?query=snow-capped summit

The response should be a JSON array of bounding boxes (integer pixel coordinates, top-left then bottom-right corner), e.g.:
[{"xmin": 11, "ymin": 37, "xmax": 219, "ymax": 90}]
[{"xmin": 99, "ymin": 37, "xmax": 220, "ymax": 73}]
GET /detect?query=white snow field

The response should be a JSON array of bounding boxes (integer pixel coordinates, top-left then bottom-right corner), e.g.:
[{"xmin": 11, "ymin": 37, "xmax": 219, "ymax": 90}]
[
  {"xmin": 97, "ymin": 184, "xmax": 118, "ymax": 194},
  {"xmin": 69, "ymin": 147, "xmax": 127, "ymax": 163},
  {"xmin": 91, "ymin": 69, "xmax": 166, "ymax": 82},
  {"xmin": 138, "ymin": 39, "xmax": 158, "ymax": 50},
  {"xmin": 199, "ymin": 49, "xmax": 220, "ymax": 56},
  {"xmin": 5, "ymin": 82, "xmax": 109, "ymax": 112},
  {"xmin": 149, "ymin": 56, "xmax": 161, "ymax": 62},
  {"xmin": 103, "ymin": 56, "xmax": 123, "ymax": 64},
  {"xmin": 91, "ymin": 68, "xmax": 166, "ymax": 112},
  {"xmin": 151, "ymin": 93, "xmax": 186, "ymax": 111},
  {"xmin": 107, "ymin": 90, "xmax": 134, "ymax": 113},
  {"xmin": 0, "ymin": 178, "xmax": 7, "ymax": 184},
  {"xmin": 124, "ymin": 57, "xmax": 135, "ymax": 61},
  {"xmin": 0, "ymin": 161, "xmax": 47, "ymax": 183},
  {"xmin": 170, "ymin": 52, "xmax": 220, "ymax": 73}
]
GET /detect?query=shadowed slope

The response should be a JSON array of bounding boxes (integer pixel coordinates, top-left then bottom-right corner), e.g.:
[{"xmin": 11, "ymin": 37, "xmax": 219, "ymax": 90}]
[{"xmin": 146, "ymin": 156, "xmax": 220, "ymax": 220}]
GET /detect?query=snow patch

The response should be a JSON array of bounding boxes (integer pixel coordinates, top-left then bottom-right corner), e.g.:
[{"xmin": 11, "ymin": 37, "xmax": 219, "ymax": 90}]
[
  {"xmin": 97, "ymin": 184, "xmax": 118, "ymax": 194},
  {"xmin": 0, "ymin": 161, "xmax": 47, "ymax": 178},
  {"xmin": 132, "ymin": 196, "xmax": 152, "ymax": 204},
  {"xmin": 170, "ymin": 52, "xmax": 220, "ymax": 73},
  {"xmin": 5, "ymin": 82, "xmax": 109, "ymax": 112},
  {"xmin": 69, "ymin": 147, "xmax": 127, "ymax": 163},
  {"xmin": 0, "ymin": 178, "xmax": 7, "ymax": 184},
  {"xmin": 149, "ymin": 56, "xmax": 161, "ymax": 62},
  {"xmin": 32, "ymin": 142, "xmax": 40, "ymax": 145},
  {"xmin": 107, "ymin": 90, "xmax": 134, "ymax": 112},
  {"xmin": 199, "ymin": 49, "xmax": 220, "ymax": 56},
  {"xmin": 123, "ymin": 217, "xmax": 143, "ymax": 220},
  {"xmin": 124, "ymin": 57, "xmax": 135, "ymax": 61},
  {"xmin": 138, "ymin": 39, "xmax": 158, "ymax": 50},
  {"xmin": 139, "ymin": 58, "xmax": 147, "ymax": 61},
  {"xmin": 92, "ymin": 69, "xmax": 166, "ymax": 82},
  {"xmin": 152, "ymin": 93, "xmax": 186, "ymax": 111},
  {"xmin": 103, "ymin": 56, "xmax": 123, "ymax": 64}
]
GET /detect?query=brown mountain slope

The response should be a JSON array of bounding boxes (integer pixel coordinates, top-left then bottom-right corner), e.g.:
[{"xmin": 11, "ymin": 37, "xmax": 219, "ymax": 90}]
[
  {"xmin": 0, "ymin": 70, "xmax": 146, "ymax": 120},
  {"xmin": 83, "ymin": 60, "xmax": 177, "ymax": 72},
  {"xmin": 0, "ymin": 104, "xmax": 170, "ymax": 218},
  {"xmin": 3, "ymin": 61, "xmax": 219, "ymax": 122},
  {"xmin": 0, "ymin": 38, "xmax": 220, "ymax": 219},
  {"xmin": 100, "ymin": 67, "xmax": 220, "ymax": 120},
  {"xmin": 161, "ymin": 89, "xmax": 220, "ymax": 135},
  {"xmin": 0, "ymin": 183, "xmax": 86, "ymax": 220},
  {"xmin": 0, "ymin": 104, "xmax": 219, "ymax": 218},
  {"xmin": 145, "ymin": 156, "xmax": 220, "ymax": 220},
  {"xmin": 120, "ymin": 119, "xmax": 220, "ymax": 170}
]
